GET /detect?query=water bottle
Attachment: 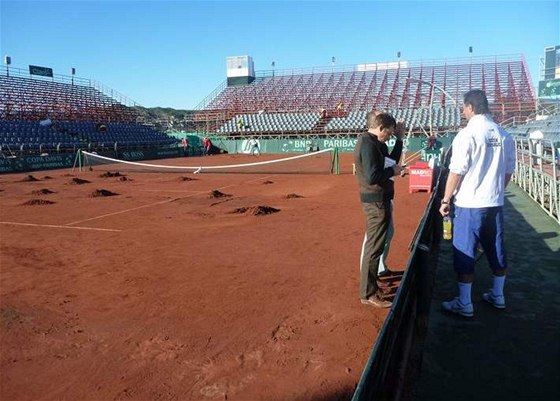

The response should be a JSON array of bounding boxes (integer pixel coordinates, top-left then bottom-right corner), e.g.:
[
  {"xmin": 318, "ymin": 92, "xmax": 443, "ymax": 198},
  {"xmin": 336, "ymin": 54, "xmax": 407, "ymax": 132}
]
[{"xmin": 443, "ymin": 216, "xmax": 453, "ymax": 240}]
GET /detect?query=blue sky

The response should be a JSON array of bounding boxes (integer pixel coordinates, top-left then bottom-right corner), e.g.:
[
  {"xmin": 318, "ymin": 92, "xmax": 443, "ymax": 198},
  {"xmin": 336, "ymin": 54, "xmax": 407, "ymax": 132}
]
[{"xmin": 1, "ymin": 0, "xmax": 559, "ymax": 109}]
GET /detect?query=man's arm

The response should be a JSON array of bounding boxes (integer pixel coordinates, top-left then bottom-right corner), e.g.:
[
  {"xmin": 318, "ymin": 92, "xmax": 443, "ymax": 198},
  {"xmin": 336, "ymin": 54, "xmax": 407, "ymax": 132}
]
[
  {"xmin": 388, "ymin": 121, "xmax": 405, "ymax": 162},
  {"xmin": 505, "ymin": 173, "xmax": 512, "ymax": 187},
  {"xmin": 389, "ymin": 139, "xmax": 403, "ymax": 163},
  {"xmin": 439, "ymin": 171, "xmax": 463, "ymax": 216},
  {"xmin": 504, "ymin": 132, "xmax": 515, "ymax": 188}
]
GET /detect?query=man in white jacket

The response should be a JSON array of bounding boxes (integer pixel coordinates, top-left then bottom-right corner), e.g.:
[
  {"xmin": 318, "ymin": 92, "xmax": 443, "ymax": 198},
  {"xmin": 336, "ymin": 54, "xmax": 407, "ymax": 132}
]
[{"xmin": 439, "ymin": 89, "xmax": 516, "ymax": 318}]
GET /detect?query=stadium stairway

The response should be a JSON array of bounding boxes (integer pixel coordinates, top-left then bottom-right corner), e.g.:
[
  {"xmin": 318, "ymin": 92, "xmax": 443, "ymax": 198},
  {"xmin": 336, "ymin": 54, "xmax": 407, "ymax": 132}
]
[
  {"xmin": 311, "ymin": 114, "xmax": 334, "ymax": 134},
  {"xmin": 415, "ymin": 183, "xmax": 560, "ymax": 400}
]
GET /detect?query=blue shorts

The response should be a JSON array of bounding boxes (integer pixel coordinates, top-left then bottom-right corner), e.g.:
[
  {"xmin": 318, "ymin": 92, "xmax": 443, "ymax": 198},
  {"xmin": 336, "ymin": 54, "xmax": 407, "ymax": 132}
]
[{"xmin": 452, "ymin": 206, "xmax": 507, "ymax": 275}]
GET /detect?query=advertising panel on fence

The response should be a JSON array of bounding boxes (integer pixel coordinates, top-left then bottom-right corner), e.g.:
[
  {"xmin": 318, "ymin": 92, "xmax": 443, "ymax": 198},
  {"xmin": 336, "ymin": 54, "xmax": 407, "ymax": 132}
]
[
  {"xmin": 270, "ymin": 137, "xmax": 411, "ymax": 153},
  {"xmin": 206, "ymin": 135, "xmax": 458, "ymax": 155},
  {"xmin": 119, "ymin": 148, "xmax": 182, "ymax": 161},
  {"xmin": 0, "ymin": 154, "xmax": 75, "ymax": 173},
  {"xmin": 0, "ymin": 148, "xmax": 184, "ymax": 174}
]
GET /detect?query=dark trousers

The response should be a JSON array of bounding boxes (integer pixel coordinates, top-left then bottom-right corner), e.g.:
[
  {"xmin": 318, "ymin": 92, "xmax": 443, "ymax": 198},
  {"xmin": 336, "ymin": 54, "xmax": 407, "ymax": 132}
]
[{"xmin": 359, "ymin": 201, "xmax": 391, "ymax": 299}]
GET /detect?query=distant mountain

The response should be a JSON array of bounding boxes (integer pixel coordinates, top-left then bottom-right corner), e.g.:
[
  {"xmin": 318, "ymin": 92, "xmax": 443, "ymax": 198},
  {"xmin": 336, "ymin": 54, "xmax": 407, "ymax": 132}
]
[{"xmin": 133, "ymin": 106, "xmax": 197, "ymax": 132}]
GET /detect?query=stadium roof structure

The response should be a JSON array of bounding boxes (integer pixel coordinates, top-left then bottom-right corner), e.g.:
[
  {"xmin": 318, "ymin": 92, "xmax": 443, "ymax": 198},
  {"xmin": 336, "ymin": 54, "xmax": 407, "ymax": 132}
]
[{"xmin": 195, "ymin": 54, "xmax": 536, "ymax": 128}]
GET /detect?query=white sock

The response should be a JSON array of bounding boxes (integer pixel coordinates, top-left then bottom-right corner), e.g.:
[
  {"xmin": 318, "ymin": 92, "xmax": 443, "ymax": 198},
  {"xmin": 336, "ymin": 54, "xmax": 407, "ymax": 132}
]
[
  {"xmin": 492, "ymin": 275, "xmax": 506, "ymax": 297},
  {"xmin": 458, "ymin": 282, "xmax": 472, "ymax": 305}
]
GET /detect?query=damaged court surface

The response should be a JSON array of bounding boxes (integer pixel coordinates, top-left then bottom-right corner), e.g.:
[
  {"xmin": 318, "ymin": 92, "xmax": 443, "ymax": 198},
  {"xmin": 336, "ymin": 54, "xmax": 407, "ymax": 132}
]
[{"xmin": 0, "ymin": 153, "xmax": 429, "ymax": 401}]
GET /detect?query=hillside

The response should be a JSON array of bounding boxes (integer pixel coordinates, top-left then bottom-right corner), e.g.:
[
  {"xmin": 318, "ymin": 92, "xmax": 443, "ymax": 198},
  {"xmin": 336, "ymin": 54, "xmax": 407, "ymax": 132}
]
[{"xmin": 133, "ymin": 106, "xmax": 197, "ymax": 132}]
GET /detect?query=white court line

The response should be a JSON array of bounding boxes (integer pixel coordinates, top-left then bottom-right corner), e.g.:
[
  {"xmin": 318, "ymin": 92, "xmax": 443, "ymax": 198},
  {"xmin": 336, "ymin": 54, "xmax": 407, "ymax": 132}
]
[
  {"xmin": 65, "ymin": 198, "xmax": 178, "ymax": 226},
  {"xmin": 0, "ymin": 221, "xmax": 121, "ymax": 232},
  {"xmin": 65, "ymin": 175, "xmax": 272, "ymax": 226}
]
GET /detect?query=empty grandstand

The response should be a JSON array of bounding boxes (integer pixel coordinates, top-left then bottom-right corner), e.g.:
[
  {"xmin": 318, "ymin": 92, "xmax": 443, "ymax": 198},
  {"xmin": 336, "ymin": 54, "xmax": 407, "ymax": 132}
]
[
  {"xmin": 0, "ymin": 65, "xmax": 175, "ymax": 157},
  {"xmin": 195, "ymin": 54, "xmax": 536, "ymax": 137}
]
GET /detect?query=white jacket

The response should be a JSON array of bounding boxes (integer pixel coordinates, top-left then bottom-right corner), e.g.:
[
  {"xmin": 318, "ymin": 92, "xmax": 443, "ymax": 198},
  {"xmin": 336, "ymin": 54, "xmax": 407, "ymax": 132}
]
[{"xmin": 449, "ymin": 114, "xmax": 515, "ymax": 208}]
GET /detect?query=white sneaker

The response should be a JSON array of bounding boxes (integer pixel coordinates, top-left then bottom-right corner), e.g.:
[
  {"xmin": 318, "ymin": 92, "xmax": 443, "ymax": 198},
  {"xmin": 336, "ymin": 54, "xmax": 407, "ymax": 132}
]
[
  {"xmin": 442, "ymin": 297, "xmax": 474, "ymax": 317},
  {"xmin": 482, "ymin": 290, "xmax": 506, "ymax": 309}
]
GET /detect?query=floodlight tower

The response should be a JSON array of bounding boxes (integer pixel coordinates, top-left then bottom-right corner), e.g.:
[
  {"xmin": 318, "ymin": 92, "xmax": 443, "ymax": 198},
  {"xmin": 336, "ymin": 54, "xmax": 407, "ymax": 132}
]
[{"xmin": 4, "ymin": 55, "xmax": 11, "ymax": 77}]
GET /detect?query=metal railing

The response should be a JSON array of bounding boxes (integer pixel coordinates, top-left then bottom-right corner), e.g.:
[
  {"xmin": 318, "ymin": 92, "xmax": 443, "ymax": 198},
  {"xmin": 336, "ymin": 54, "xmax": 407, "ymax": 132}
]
[
  {"xmin": 513, "ymin": 138, "xmax": 560, "ymax": 224},
  {"xmin": 194, "ymin": 79, "xmax": 228, "ymax": 110}
]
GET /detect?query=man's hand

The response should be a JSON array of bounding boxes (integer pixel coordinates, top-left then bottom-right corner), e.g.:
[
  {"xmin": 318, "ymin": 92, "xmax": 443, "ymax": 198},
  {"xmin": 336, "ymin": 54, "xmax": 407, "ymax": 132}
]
[
  {"xmin": 393, "ymin": 165, "xmax": 404, "ymax": 176},
  {"xmin": 439, "ymin": 203, "xmax": 450, "ymax": 216}
]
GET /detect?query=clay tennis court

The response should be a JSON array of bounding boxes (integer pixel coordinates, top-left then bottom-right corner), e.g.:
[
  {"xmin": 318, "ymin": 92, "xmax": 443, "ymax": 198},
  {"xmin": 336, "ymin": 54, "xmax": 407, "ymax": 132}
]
[{"xmin": 0, "ymin": 152, "xmax": 429, "ymax": 401}]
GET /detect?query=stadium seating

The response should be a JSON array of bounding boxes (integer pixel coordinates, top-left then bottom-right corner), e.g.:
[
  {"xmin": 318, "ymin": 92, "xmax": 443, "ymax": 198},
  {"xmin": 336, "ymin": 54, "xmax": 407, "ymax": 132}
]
[
  {"xmin": 198, "ymin": 55, "xmax": 535, "ymax": 136},
  {"xmin": 0, "ymin": 120, "xmax": 175, "ymax": 155},
  {"xmin": 217, "ymin": 112, "xmax": 321, "ymax": 135},
  {"xmin": 0, "ymin": 75, "xmax": 137, "ymax": 123},
  {"xmin": 216, "ymin": 106, "xmax": 463, "ymax": 136},
  {"xmin": 508, "ymin": 112, "xmax": 560, "ymax": 141},
  {"xmin": 0, "ymin": 68, "xmax": 175, "ymax": 155}
]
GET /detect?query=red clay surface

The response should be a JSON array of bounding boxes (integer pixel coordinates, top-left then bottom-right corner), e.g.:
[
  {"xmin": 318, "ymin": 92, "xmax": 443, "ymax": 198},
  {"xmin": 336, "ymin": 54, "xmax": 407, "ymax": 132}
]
[{"xmin": 0, "ymin": 153, "xmax": 429, "ymax": 401}]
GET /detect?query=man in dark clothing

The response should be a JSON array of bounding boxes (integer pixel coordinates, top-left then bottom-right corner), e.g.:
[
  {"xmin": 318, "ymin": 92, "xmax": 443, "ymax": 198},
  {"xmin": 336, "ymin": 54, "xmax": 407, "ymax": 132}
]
[{"xmin": 354, "ymin": 111, "xmax": 404, "ymax": 308}]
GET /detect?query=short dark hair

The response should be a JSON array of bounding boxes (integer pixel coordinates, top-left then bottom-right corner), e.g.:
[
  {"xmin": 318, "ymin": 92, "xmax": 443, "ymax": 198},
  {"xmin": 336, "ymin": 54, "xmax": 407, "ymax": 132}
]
[
  {"xmin": 367, "ymin": 111, "xmax": 396, "ymax": 130},
  {"xmin": 463, "ymin": 89, "xmax": 490, "ymax": 115}
]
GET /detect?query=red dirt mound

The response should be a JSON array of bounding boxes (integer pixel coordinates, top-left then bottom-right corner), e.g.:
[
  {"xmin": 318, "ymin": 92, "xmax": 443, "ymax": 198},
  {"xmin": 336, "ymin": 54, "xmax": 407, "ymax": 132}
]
[
  {"xmin": 31, "ymin": 189, "xmax": 55, "ymax": 195},
  {"xmin": 90, "ymin": 189, "xmax": 119, "ymax": 197},
  {"xmin": 21, "ymin": 199, "xmax": 55, "ymax": 206},
  {"xmin": 285, "ymin": 193, "xmax": 304, "ymax": 199},
  {"xmin": 232, "ymin": 205, "xmax": 280, "ymax": 216},
  {"xmin": 118, "ymin": 176, "xmax": 131, "ymax": 182},
  {"xmin": 70, "ymin": 178, "xmax": 90, "ymax": 185},
  {"xmin": 209, "ymin": 190, "xmax": 231, "ymax": 198},
  {"xmin": 100, "ymin": 171, "xmax": 123, "ymax": 178},
  {"xmin": 21, "ymin": 175, "xmax": 39, "ymax": 182},
  {"xmin": 43, "ymin": 176, "xmax": 53, "ymax": 180},
  {"xmin": 179, "ymin": 176, "xmax": 197, "ymax": 181},
  {"xmin": 262, "ymin": 180, "xmax": 274, "ymax": 185}
]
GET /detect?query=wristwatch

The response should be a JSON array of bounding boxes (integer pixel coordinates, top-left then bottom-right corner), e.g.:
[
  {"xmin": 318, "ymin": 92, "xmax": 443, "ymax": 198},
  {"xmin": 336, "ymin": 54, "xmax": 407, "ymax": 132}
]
[{"xmin": 441, "ymin": 199, "xmax": 450, "ymax": 205}]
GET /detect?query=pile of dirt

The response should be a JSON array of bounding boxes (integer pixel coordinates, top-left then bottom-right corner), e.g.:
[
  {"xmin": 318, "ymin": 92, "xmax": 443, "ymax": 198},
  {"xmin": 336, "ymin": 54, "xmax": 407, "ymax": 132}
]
[
  {"xmin": 70, "ymin": 178, "xmax": 90, "ymax": 185},
  {"xmin": 22, "ymin": 199, "xmax": 55, "ymax": 206},
  {"xmin": 43, "ymin": 176, "xmax": 53, "ymax": 180},
  {"xmin": 90, "ymin": 189, "xmax": 119, "ymax": 197},
  {"xmin": 118, "ymin": 176, "xmax": 131, "ymax": 182},
  {"xmin": 21, "ymin": 175, "xmax": 39, "ymax": 182},
  {"xmin": 285, "ymin": 193, "xmax": 304, "ymax": 199},
  {"xmin": 32, "ymin": 189, "xmax": 56, "ymax": 196},
  {"xmin": 262, "ymin": 180, "xmax": 274, "ymax": 185},
  {"xmin": 232, "ymin": 206, "xmax": 280, "ymax": 216},
  {"xmin": 100, "ymin": 171, "xmax": 123, "ymax": 178},
  {"xmin": 209, "ymin": 190, "xmax": 231, "ymax": 198},
  {"xmin": 179, "ymin": 176, "xmax": 197, "ymax": 181}
]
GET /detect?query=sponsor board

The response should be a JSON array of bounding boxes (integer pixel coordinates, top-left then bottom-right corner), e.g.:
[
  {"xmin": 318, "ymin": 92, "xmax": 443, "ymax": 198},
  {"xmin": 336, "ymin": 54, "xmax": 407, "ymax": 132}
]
[{"xmin": 0, "ymin": 154, "xmax": 74, "ymax": 173}]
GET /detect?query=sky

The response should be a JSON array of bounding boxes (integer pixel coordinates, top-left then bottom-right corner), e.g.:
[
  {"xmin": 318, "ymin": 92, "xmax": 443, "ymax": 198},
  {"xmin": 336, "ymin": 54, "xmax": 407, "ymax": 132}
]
[{"xmin": 1, "ymin": 0, "xmax": 559, "ymax": 110}]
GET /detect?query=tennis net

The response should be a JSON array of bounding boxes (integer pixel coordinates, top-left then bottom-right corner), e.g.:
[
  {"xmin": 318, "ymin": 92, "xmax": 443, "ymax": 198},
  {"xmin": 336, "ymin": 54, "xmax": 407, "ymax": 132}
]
[{"xmin": 78, "ymin": 148, "xmax": 339, "ymax": 175}]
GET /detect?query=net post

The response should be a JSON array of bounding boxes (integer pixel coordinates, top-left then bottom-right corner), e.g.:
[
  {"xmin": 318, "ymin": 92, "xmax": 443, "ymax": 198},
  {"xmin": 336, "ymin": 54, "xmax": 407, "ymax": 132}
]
[
  {"xmin": 331, "ymin": 147, "xmax": 340, "ymax": 175},
  {"xmin": 72, "ymin": 149, "xmax": 83, "ymax": 173}
]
